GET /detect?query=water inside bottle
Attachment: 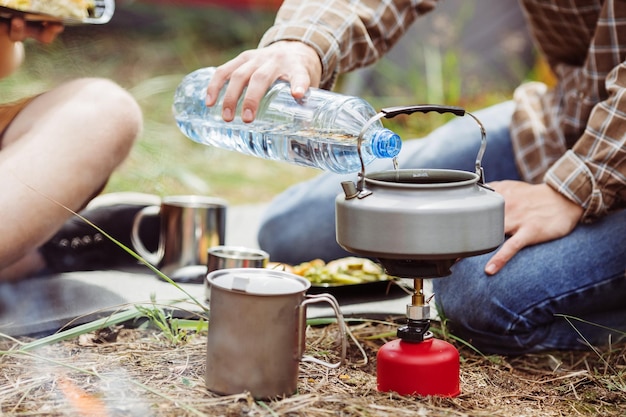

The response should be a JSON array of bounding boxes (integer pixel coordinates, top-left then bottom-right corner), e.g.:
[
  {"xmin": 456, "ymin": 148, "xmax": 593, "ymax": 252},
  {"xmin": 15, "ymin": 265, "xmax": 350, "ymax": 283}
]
[
  {"xmin": 174, "ymin": 67, "xmax": 401, "ymax": 173},
  {"xmin": 176, "ymin": 114, "xmax": 380, "ymax": 173}
]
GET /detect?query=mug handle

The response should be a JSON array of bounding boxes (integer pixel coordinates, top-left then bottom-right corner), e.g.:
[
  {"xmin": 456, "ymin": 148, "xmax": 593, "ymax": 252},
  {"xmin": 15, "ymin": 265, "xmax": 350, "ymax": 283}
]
[
  {"xmin": 298, "ymin": 293, "xmax": 347, "ymax": 369},
  {"xmin": 130, "ymin": 205, "xmax": 162, "ymax": 266}
]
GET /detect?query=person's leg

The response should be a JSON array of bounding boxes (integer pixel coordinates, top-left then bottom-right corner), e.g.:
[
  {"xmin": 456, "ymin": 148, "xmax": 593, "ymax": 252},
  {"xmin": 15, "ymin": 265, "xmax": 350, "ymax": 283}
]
[
  {"xmin": 433, "ymin": 209, "xmax": 626, "ymax": 354},
  {"xmin": 258, "ymin": 101, "xmax": 519, "ymax": 264},
  {"xmin": 0, "ymin": 78, "xmax": 142, "ymax": 280},
  {"xmin": 38, "ymin": 191, "xmax": 162, "ymax": 274}
]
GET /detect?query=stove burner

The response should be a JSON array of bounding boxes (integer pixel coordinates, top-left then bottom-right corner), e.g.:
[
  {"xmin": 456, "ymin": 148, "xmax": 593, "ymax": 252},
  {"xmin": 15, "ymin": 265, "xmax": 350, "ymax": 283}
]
[{"xmin": 377, "ymin": 258, "xmax": 456, "ymax": 278}]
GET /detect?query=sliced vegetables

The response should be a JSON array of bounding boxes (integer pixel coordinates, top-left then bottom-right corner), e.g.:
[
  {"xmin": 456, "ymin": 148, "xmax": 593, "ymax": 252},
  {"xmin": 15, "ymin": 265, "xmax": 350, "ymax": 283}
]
[{"xmin": 270, "ymin": 257, "xmax": 389, "ymax": 286}]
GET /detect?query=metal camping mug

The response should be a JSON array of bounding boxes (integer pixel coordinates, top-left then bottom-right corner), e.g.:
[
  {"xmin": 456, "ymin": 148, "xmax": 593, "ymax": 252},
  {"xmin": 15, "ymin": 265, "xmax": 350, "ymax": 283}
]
[
  {"xmin": 205, "ymin": 245, "xmax": 270, "ymax": 301},
  {"xmin": 130, "ymin": 195, "xmax": 227, "ymax": 283},
  {"xmin": 205, "ymin": 268, "xmax": 347, "ymax": 399}
]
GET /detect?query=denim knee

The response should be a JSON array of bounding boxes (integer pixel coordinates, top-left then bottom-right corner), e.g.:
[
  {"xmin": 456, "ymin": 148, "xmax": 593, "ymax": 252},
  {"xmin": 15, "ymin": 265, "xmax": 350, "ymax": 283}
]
[{"xmin": 432, "ymin": 215, "xmax": 626, "ymax": 355}]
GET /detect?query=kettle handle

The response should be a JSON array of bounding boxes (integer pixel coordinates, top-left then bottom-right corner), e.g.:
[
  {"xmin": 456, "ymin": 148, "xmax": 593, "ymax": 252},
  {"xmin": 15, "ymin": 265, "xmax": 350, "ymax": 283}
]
[
  {"xmin": 380, "ymin": 104, "xmax": 465, "ymax": 118},
  {"xmin": 355, "ymin": 104, "xmax": 487, "ymax": 193}
]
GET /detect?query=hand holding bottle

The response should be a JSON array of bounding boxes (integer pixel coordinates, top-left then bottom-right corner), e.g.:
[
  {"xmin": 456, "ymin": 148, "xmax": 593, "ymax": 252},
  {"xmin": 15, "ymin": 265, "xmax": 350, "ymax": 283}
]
[
  {"xmin": 206, "ymin": 41, "xmax": 322, "ymax": 123},
  {"xmin": 174, "ymin": 67, "xmax": 401, "ymax": 173},
  {"xmin": 0, "ymin": 16, "xmax": 64, "ymax": 43},
  {"xmin": 0, "ymin": 16, "xmax": 63, "ymax": 78}
]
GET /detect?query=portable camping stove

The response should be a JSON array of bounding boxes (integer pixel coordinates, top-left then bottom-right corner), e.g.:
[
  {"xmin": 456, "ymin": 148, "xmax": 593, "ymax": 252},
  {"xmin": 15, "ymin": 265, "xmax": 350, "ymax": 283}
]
[{"xmin": 335, "ymin": 105, "xmax": 505, "ymax": 397}]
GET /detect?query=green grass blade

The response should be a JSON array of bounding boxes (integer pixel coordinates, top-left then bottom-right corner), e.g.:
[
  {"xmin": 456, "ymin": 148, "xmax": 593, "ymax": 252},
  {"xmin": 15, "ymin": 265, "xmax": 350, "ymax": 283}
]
[{"xmin": 16, "ymin": 308, "xmax": 144, "ymax": 352}]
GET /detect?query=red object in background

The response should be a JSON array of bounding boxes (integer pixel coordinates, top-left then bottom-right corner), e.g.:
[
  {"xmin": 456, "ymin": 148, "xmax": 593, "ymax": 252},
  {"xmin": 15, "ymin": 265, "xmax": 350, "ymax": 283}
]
[
  {"xmin": 140, "ymin": 0, "xmax": 282, "ymax": 10},
  {"xmin": 377, "ymin": 337, "xmax": 461, "ymax": 397}
]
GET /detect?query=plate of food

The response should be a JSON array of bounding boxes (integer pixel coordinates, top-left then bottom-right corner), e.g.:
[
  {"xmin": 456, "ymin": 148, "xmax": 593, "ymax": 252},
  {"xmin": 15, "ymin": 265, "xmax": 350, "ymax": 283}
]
[
  {"xmin": 268, "ymin": 257, "xmax": 410, "ymax": 299},
  {"xmin": 0, "ymin": 0, "xmax": 114, "ymax": 25}
]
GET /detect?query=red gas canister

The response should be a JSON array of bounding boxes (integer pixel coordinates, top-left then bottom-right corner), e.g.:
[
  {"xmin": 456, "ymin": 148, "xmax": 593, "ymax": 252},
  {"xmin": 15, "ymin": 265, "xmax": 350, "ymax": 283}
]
[{"xmin": 377, "ymin": 337, "xmax": 460, "ymax": 397}]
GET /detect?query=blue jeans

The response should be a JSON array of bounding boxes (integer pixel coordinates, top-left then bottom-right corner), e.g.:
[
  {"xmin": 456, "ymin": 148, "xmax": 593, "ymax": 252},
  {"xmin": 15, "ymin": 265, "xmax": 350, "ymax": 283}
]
[{"xmin": 258, "ymin": 101, "xmax": 626, "ymax": 354}]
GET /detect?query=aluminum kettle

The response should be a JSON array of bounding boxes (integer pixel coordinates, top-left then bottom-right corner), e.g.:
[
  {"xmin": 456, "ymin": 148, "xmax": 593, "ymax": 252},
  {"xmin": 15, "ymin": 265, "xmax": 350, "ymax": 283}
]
[{"xmin": 335, "ymin": 105, "xmax": 505, "ymax": 278}]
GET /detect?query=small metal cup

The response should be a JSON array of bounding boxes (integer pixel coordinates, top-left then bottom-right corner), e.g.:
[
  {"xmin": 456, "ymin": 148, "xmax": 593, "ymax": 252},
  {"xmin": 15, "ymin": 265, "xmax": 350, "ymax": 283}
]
[
  {"xmin": 205, "ymin": 245, "xmax": 270, "ymax": 302},
  {"xmin": 205, "ymin": 268, "xmax": 346, "ymax": 399},
  {"xmin": 131, "ymin": 195, "xmax": 227, "ymax": 283}
]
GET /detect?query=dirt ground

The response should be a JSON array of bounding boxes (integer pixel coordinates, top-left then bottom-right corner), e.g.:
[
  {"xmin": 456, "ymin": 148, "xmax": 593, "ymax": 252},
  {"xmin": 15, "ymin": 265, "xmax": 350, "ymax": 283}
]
[{"xmin": 1, "ymin": 320, "xmax": 624, "ymax": 417}]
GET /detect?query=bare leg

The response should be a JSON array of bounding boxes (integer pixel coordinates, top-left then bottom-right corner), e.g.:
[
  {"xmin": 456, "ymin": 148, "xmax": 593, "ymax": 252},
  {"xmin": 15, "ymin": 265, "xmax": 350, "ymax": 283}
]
[{"xmin": 0, "ymin": 78, "xmax": 142, "ymax": 280}]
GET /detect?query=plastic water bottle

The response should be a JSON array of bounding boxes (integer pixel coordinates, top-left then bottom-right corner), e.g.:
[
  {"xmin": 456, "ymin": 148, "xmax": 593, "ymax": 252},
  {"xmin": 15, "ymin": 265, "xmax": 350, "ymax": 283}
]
[{"xmin": 172, "ymin": 67, "xmax": 401, "ymax": 174}]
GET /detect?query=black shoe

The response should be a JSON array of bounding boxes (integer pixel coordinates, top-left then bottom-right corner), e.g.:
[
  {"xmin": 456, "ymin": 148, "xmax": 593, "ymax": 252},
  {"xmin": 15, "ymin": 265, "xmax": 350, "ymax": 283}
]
[{"xmin": 39, "ymin": 193, "xmax": 161, "ymax": 273}]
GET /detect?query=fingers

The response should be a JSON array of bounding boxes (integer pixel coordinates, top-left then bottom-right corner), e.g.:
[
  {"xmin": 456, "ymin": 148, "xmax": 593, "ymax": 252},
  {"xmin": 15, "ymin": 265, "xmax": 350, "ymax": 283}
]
[
  {"xmin": 239, "ymin": 65, "xmax": 315, "ymax": 122},
  {"xmin": 8, "ymin": 17, "xmax": 63, "ymax": 43},
  {"xmin": 37, "ymin": 21, "xmax": 64, "ymax": 43},
  {"xmin": 205, "ymin": 56, "xmax": 247, "ymax": 120},
  {"xmin": 289, "ymin": 71, "xmax": 312, "ymax": 99},
  {"xmin": 482, "ymin": 181, "xmax": 584, "ymax": 276},
  {"xmin": 205, "ymin": 41, "xmax": 321, "ymax": 123},
  {"xmin": 238, "ymin": 63, "xmax": 285, "ymax": 122},
  {"xmin": 206, "ymin": 54, "xmax": 281, "ymax": 122},
  {"xmin": 8, "ymin": 17, "xmax": 25, "ymax": 41},
  {"xmin": 484, "ymin": 232, "xmax": 528, "ymax": 275}
]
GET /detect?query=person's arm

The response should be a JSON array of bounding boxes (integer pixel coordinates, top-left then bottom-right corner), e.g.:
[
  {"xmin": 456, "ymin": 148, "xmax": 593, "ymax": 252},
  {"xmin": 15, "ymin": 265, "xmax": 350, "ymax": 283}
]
[
  {"xmin": 207, "ymin": 0, "xmax": 438, "ymax": 122},
  {"xmin": 259, "ymin": 0, "xmax": 437, "ymax": 90},
  {"xmin": 543, "ymin": 62, "xmax": 626, "ymax": 221},
  {"xmin": 484, "ymin": 61, "xmax": 626, "ymax": 276},
  {"xmin": 0, "ymin": 17, "xmax": 63, "ymax": 79}
]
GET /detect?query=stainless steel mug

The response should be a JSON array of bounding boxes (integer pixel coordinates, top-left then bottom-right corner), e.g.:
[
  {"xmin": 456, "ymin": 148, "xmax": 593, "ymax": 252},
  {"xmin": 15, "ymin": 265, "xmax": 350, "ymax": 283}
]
[
  {"xmin": 205, "ymin": 268, "xmax": 346, "ymax": 399},
  {"xmin": 131, "ymin": 195, "xmax": 227, "ymax": 283},
  {"xmin": 204, "ymin": 245, "xmax": 270, "ymax": 301}
]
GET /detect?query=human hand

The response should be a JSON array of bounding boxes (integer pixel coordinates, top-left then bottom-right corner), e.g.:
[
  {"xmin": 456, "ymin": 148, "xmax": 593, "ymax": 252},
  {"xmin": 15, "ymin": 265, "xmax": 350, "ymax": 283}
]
[
  {"xmin": 484, "ymin": 181, "xmax": 584, "ymax": 275},
  {"xmin": 206, "ymin": 41, "xmax": 322, "ymax": 123},
  {"xmin": 0, "ymin": 16, "xmax": 64, "ymax": 43}
]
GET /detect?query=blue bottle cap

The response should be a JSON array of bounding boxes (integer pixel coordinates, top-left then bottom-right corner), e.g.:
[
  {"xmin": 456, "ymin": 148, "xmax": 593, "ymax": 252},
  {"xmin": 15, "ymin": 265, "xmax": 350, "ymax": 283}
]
[{"xmin": 371, "ymin": 128, "xmax": 402, "ymax": 159}]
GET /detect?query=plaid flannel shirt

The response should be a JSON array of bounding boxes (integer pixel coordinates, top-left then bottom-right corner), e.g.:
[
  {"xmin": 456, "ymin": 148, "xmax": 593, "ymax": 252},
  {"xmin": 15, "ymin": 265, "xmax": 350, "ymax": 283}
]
[{"xmin": 259, "ymin": 0, "xmax": 626, "ymax": 222}]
